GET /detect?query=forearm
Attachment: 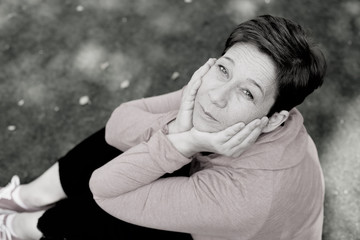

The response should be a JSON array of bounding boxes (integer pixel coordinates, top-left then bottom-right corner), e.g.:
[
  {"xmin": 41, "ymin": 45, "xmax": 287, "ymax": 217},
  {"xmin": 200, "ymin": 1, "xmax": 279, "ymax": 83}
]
[
  {"xmin": 105, "ymin": 104, "xmax": 177, "ymax": 151},
  {"xmin": 90, "ymin": 163, "xmax": 271, "ymax": 238},
  {"xmin": 105, "ymin": 89, "xmax": 184, "ymax": 150},
  {"xmin": 90, "ymin": 130, "xmax": 192, "ymax": 199}
]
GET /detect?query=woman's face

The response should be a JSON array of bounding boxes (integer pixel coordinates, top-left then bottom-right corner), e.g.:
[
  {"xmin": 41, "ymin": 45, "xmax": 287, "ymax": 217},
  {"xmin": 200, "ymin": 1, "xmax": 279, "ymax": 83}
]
[{"xmin": 193, "ymin": 43, "xmax": 278, "ymax": 132}]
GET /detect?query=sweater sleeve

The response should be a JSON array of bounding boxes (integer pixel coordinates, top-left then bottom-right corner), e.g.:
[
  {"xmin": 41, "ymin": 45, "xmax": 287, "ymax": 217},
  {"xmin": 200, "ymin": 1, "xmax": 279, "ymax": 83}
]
[
  {"xmin": 105, "ymin": 88, "xmax": 184, "ymax": 151},
  {"xmin": 89, "ymin": 130, "xmax": 273, "ymax": 238}
]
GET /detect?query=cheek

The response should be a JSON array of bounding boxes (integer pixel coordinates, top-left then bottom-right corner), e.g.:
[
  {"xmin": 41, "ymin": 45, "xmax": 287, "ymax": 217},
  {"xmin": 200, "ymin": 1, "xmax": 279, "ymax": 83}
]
[
  {"xmin": 223, "ymin": 103, "xmax": 265, "ymax": 126},
  {"xmin": 222, "ymin": 106, "xmax": 249, "ymax": 126},
  {"xmin": 196, "ymin": 74, "xmax": 213, "ymax": 99}
]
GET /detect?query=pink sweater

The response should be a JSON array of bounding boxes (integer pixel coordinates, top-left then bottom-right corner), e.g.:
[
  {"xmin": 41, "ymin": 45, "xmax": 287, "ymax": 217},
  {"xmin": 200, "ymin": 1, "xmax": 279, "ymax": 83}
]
[{"xmin": 89, "ymin": 89, "xmax": 325, "ymax": 240}]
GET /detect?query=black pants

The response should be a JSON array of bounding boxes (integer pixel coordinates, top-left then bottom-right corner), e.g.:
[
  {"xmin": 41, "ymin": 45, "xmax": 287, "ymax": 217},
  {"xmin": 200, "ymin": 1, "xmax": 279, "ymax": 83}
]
[{"xmin": 37, "ymin": 128, "xmax": 193, "ymax": 240}]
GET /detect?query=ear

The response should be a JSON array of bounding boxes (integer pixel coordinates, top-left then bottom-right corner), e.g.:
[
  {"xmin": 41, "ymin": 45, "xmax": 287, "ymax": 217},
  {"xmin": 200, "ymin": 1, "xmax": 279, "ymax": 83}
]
[{"xmin": 262, "ymin": 110, "xmax": 289, "ymax": 133}]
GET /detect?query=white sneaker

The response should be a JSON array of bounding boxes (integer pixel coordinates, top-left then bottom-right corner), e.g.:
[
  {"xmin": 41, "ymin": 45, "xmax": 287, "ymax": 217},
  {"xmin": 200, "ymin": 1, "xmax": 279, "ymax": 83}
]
[
  {"xmin": 0, "ymin": 176, "xmax": 46, "ymax": 213},
  {"xmin": 0, "ymin": 213, "xmax": 21, "ymax": 240}
]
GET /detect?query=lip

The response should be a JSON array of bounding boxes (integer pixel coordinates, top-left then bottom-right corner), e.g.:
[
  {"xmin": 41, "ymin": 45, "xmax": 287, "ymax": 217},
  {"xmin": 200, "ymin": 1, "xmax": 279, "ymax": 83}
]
[{"xmin": 199, "ymin": 104, "xmax": 219, "ymax": 122}]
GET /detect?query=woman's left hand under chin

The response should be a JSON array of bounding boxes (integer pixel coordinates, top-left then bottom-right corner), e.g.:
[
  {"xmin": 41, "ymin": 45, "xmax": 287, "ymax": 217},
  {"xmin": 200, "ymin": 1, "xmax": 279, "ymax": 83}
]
[{"xmin": 186, "ymin": 117, "xmax": 268, "ymax": 158}]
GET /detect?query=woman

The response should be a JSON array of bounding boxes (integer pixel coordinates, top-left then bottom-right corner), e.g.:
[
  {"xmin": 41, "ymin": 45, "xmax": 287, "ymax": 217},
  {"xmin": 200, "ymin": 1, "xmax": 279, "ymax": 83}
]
[{"xmin": 0, "ymin": 15, "xmax": 326, "ymax": 240}]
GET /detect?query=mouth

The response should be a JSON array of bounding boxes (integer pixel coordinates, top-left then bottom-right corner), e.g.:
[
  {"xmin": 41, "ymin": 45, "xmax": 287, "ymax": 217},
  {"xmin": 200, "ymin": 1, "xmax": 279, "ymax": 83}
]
[{"xmin": 199, "ymin": 104, "xmax": 219, "ymax": 122}]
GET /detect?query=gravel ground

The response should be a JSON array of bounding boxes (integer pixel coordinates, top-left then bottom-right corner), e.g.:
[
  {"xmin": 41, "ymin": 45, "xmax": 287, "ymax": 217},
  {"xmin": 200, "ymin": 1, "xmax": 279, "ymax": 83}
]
[{"xmin": 0, "ymin": 0, "xmax": 359, "ymax": 239}]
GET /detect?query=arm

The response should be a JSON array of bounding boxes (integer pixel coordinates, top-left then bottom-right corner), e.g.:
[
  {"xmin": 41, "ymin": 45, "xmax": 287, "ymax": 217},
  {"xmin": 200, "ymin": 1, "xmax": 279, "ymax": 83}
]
[
  {"xmin": 105, "ymin": 88, "xmax": 184, "ymax": 151},
  {"xmin": 106, "ymin": 58, "xmax": 217, "ymax": 151},
  {"xmin": 90, "ymin": 130, "xmax": 272, "ymax": 237}
]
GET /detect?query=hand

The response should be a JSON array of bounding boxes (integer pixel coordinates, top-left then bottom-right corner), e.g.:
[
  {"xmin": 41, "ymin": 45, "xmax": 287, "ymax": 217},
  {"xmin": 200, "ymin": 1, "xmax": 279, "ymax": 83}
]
[
  {"xmin": 168, "ymin": 58, "xmax": 216, "ymax": 134},
  {"xmin": 189, "ymin": 117, "xmax": 269, "ymax": 158}
]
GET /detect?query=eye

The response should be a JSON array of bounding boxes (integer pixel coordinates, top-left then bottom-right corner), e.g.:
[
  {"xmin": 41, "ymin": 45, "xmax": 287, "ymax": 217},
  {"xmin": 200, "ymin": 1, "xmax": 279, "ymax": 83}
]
[
  {"xmin": 218, "ymin": 65, "xmax": 229, "ymax": 78},
  {"xmin": 242, "ymin": 89, "xmax": 254, "ymax": 101}
]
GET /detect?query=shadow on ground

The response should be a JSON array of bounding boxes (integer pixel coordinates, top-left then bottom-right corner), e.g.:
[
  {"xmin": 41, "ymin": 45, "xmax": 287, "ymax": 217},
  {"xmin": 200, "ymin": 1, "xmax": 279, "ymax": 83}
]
[{"xmin": 0, "ymin": 0, "xmax": 359, "ymax": 239}]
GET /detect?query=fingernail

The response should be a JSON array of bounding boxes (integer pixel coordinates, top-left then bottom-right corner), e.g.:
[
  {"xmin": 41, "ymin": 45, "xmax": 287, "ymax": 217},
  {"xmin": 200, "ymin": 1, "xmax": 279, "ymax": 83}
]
[
  {"xmin": 262, "ymin": 117, "xmax": 268, "ymax": 124},
  {"xmin": 208, "ymin": 58, "xmax": 216, "ymax": 64},
  {"xmin": 254, "ymin": 119, "xmax": 261, "ymax": 126},
  {"xmin": 258, "ymin": 118, "xmax": 265, "ymax": 127}
]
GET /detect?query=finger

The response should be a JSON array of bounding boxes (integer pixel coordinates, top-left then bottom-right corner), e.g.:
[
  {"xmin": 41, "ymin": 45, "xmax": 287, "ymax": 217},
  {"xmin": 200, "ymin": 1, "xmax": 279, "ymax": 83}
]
[
  {"xmin": 227, "ymin": 116, "xmax": 268, "ymax": 144},
  {"xmin": 190, "ymin": 58, "xmax": 216, "ymax": 83},
  {"xmin": 228, "ymin": 127, "xmax": 263, "ymax": 158},
  {"xmin": 229, "ymin": 117, "xmax": 268, "ymax": 146},
  {"xmin": 219, "ymin": 122, "xmax": 246, "ymax": 141},
  {"xmin": 183, "ymin": 58, "xmax": 217, "ymax": 107},
  {"xmin": 182, "ymin": 77, "xmax": 203, "ymax": 110},
  {"xmin": 235, "ymin": 119, "xmax": 261, "ymax": 142},
  {"xmin": 241, "ymin": 126, "xmax": 263, "ymax": 145},
  {"xmin": 242, "ymin": 117, "xmax": 268, "ymax": 144},
  {"xmin": 188, "ymin": 77, "xmax": 202, "ymax": 97},
  {"xmin": 224, "ymin": 128, "xmax": 262, "ymax": 157},
  {"xmin": 186, "ymin": 58, "xmax": 216, "ymax": 94},
  {"xmin": 245, "ymin": 117, "xmax": 268, "ymax": 133}
]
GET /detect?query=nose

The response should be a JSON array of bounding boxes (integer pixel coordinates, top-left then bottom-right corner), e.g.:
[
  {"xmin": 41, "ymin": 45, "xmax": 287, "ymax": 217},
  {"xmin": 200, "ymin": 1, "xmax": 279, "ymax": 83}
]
[{"xmin": 208, "ymin": 85, "xmax": 229, "ymax": 108}]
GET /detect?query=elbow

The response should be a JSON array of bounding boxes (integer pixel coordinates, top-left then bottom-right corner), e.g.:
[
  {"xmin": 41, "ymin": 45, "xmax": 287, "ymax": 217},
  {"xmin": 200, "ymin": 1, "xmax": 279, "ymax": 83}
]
[
  {"xmin": 105, "ymin": 104, "xmax": 126, "ymax": 146},
  {"xmin": 89, "ymin": 173, "xmax": 107, "ymax": 210},
  {"xmin": 89, "ymin": 168, "xmax": 107, "ymax": 200},
  {"xmin": 90, "ymin": 168, "xmax": 126, "ymax": 206},
  {"xmin": 104, "ymin": 123, "xmax": 115, "ymax": 146}
]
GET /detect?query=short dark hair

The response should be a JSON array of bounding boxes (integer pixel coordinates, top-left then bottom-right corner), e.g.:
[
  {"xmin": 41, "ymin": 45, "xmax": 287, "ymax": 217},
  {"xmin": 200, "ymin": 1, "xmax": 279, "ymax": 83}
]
[{"xmin": 223, "ymin": 15, "xmax": 327, "ymax": 116}]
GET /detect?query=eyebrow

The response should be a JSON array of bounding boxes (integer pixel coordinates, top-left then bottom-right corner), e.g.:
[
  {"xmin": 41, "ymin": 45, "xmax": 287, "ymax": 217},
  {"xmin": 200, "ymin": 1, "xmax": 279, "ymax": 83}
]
[
  {"xmin": 223, "ymin": 56, "xmax": 235, "ymax": 65},
  {"xmin": 247, "ymin": 78, "xmax": 265, "ymax": 97}
]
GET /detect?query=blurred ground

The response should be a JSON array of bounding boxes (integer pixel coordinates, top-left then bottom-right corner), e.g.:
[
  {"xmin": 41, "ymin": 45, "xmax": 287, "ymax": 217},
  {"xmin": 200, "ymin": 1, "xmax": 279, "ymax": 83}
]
[{"xmin": 0, "ymin": 0, "xmax": 359, "ymax": 239}]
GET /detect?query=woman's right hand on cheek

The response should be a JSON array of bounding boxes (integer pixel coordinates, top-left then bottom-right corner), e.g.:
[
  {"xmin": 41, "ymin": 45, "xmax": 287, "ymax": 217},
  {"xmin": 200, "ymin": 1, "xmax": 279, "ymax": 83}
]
[
  {"xmin": 188, "ymin": 117, "xmax": 269, "ymax": 158},
  {"xmin": 168, "ymin": 58, "xmax": 216, "ymax": 134}
]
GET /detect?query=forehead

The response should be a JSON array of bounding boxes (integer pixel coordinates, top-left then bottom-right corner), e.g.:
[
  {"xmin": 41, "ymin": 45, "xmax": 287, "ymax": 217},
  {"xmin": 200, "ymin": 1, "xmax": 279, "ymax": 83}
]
[{"xmin": 222, "ymin": 43, "xmax": 277, "ymax": 90}]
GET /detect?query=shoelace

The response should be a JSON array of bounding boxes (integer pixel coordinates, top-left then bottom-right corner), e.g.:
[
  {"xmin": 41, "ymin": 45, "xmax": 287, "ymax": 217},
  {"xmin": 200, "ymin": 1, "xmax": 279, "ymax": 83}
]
[
  {"xmin": 0, "ymin": 176, "xmax": 20, "ymax": 201},
  {"xmin": 0, "ymin": 215, "xmax": 13, "ymax": 240},
  {"xmin": 0, "ymin": 225, "xmax": 13, "ymax": 240}
]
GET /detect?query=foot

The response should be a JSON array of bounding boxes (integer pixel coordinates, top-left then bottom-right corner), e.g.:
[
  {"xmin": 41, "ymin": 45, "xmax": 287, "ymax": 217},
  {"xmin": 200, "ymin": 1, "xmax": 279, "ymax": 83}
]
[{"xmin": 0, "ymin": 176, "xmax": 47, "ymax": 213}]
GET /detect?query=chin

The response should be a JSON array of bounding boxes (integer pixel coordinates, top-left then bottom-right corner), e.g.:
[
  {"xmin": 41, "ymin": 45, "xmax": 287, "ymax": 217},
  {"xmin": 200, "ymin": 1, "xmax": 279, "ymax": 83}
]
[
  {"xmin": 192, "ymin": 116, "xmax": 219, "ymax": 133},
  {"xmin": 193, "ymin": 119, "xmax": 207, "ymax": 132},
  {"xmin": 193, "ymin": 102, "xmax": 224, "ymax": 132}
]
